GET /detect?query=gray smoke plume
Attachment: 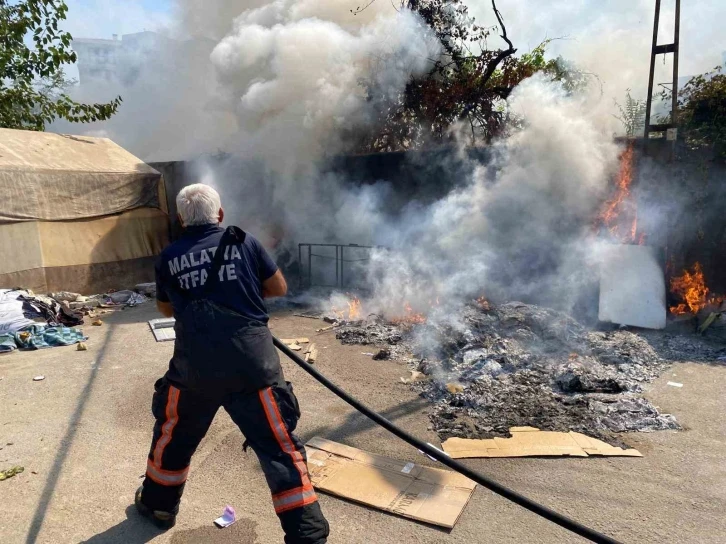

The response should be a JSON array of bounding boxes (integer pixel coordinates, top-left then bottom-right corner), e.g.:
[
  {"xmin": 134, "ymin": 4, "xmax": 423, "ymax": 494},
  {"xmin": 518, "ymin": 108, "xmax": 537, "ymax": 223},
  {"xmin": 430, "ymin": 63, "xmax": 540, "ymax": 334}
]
[
  {"xmin": 53, "ymin": 1, "xmax": 725, "ymax": 317},
  {"xmin": 363, "ymin": 75, "xmax": 621, "ymax": 320}
]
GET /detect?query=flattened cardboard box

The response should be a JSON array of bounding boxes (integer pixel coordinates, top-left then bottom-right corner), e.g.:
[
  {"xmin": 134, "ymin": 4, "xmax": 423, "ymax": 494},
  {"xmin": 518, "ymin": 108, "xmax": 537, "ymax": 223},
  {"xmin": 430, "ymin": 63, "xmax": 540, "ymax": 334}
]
[
  {"xmin": 305, "ymin": 437, "xmax": 476, "ymax": 529},
  {"xmin": 441, "ymin": 427, "xmax": 642, "ymax": 459}
]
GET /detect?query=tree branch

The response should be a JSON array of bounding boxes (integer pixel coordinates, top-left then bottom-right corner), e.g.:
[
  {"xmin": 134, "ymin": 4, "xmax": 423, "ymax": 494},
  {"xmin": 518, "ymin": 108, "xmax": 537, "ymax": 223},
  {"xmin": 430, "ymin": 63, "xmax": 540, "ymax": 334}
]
[{"xmin": 492, "ymin": 0, "xmax": 514, "ymax": 52}]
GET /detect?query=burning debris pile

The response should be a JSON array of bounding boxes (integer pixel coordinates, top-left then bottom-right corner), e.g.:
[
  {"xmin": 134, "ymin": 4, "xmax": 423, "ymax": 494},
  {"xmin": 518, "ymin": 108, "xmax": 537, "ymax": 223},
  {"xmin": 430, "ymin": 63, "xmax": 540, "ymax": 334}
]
[{"xmin": 335, "ymin": 300, "xmax": 679, "ymax": 445}]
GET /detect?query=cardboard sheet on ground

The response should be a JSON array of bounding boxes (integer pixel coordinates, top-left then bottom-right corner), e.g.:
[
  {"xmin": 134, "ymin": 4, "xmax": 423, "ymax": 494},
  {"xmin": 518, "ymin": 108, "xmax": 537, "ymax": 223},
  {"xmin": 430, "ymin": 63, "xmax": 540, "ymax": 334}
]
[
  {"xmin": 441, "ymin": 427, "xmax": 642, "ymax": 459},
  {"xmin": 305, "ymin": 437, "xmax": 476, "ymax": 529}
]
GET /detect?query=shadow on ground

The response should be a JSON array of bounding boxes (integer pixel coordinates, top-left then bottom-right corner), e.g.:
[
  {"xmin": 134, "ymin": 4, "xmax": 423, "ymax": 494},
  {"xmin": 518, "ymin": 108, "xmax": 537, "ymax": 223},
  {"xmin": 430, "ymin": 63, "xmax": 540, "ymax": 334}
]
[
  {"xmin": 78, "ymin": 505, "xmax": 164, "ymax": 544},
  {"xmin": 299, "ymin": 396, "xmax": 430, "ymax": 445},
  {"xmin": 77, "ymin": 506, "xmax": 260, "ymax": 544},
  {"xmin": 25, "ymin": 322, "xmax": 117, "ymax": 544},
  {"xmin": 169, "ymin": 518, "xmax": 259, "ymax": 544}
]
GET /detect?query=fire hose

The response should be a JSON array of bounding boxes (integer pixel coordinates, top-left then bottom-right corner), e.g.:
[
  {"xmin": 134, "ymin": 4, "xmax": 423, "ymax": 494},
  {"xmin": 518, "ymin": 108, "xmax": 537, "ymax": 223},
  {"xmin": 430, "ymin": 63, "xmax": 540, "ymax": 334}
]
[{"xmin": 273, "ymin": 336, "xmax": 623, "ymax": 544}]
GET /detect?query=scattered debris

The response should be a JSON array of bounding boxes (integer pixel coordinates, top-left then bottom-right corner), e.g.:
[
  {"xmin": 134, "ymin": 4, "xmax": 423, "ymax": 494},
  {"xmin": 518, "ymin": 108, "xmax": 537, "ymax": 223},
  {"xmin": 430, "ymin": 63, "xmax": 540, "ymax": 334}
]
[
  {"xmin": 698, "ymin": 312, "xmax": 719, "ymax": 334},
  {"xmin": 336, "ymin": 318, "xmax": 401, "ymax": 345},
  {"xmin": 446, "ymin": 383, "xmax": 464, "ymax": 394},
  {"xmin": 316, "ymin": 324, "xmax": 339, "ymax": 333},
  {"xmin": 69, "ymin": 299, "xmax": 101, "ymax": 310},
  {"xmin": 281, "ymin": 338, "xmax": 309, "ymax": 345},
  {"xmin": 400, "ymin": 370, "xmax": 427, "ymax": 384},
  {"xmin": 305, "ymin": 437, "xmax": 475, "ymax": 529},
  {"xmin": 0, "ymin": 466, "xmax": 24, "ymax": 481},
  {"xmin": 338, "ymin": 301, "xmax": 681, "ymax": 446},
  {"xmin": 288, "ymin": 344, "xmax": 302, "ymax": 351},
  {"xmin": 92, "ymin": 320, "xmax": 103, "ymax": 326},
  {"xmin": 33, "ymin": 375, "xmax": 45, "ymax": 381},
  {"xmin": 361, "ymin": 352, "xmax": 374, "ymax": 356},
  {"xmin": 134, "ymin": 283, "xmax": 157, "ymax": 298},
  {"xmin": 667, "ymin": 381, "xmax": 684, "ymax": 388},
  {"xmin": 372, "ymin": 348, "xmax": 391, "ymax": 360},
  {"xmin": 214, "ymin": 505, "xmax": 237, "ymax": 528},
  {"xmin": 49, "ymin": 292, "xmax": 81, "ymax": 302},
  {"xmin": 441, "ymin": 427, "xmax": 642, "ymax": 458},
  {"xmin": 104, "ymin": 290, "xmax": 147, "ymax": 307},
  {"xmin": 149, "ymin": 318, "xmax": 176, "ymax": 342},
  {"xmin": 294, "ymin": 313, "xmax": 322, "ymax": 320},
  {"xmin": 305, "ymin": 344, "xmax": 318, "ymax": 364},
  {"xmin": 77, "ymin": 342, "xmax": 88, "ymax": 351}
]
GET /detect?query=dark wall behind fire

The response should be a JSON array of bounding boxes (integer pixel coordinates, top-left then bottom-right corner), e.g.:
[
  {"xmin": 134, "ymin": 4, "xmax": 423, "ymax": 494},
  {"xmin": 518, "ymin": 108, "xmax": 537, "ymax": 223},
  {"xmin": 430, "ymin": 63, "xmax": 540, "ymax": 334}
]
[
  {"xmin": 151, "ymin": 146, "xmax": 490, "ymax": 241},
  {"xmin": 152, "ymin": 142, "xmax": 726, "ymax": 300},
  {"xmin": 635, "ymin": 140, "xmax": 726, "ymax": 298}
]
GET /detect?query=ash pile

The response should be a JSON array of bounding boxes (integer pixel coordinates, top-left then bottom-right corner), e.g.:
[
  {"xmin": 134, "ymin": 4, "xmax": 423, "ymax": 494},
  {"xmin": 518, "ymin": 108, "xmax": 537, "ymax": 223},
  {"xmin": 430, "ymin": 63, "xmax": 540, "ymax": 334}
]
[{"xmin": 337, "ymin": 301, "xmax": 680, "ymax": 445}]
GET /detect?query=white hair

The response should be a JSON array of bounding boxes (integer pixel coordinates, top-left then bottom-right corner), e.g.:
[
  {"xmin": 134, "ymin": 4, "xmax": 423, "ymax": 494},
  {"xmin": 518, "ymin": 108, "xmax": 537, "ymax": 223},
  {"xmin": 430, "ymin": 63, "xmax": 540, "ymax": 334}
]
[{"xmin": 176, "ymin": 184, "xmax": 222, "ymax": 226}]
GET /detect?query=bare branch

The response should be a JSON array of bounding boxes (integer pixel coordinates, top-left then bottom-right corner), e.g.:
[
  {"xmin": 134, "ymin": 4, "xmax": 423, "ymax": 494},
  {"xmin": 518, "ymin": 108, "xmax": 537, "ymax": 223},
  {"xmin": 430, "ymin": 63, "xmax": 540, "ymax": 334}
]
[
  {"xmin": 492, "ymin": 0, "xmax": 514, "ymax": 52},
  {"xmin": 477, "ymin": 7, "xmax": 517, "ymax": 89},
  {"xmin": 351, "ymin": 0, "xmax": 378, "ymax": 15}
]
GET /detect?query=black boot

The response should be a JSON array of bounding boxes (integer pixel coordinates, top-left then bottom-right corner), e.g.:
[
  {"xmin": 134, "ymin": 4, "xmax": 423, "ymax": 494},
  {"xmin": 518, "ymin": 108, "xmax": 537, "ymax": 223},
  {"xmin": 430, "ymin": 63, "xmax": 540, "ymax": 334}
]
[{"xmin": 134, "ymin": 486, "xmax": 177, "ymax": 530}]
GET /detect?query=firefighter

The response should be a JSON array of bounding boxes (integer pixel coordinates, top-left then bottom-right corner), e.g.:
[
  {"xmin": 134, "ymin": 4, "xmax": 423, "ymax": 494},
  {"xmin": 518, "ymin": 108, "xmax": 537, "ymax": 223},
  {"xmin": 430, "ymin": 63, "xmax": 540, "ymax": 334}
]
[{"xmin": 135, "ymin": 183, "xmax": 329, "ymax": 543}]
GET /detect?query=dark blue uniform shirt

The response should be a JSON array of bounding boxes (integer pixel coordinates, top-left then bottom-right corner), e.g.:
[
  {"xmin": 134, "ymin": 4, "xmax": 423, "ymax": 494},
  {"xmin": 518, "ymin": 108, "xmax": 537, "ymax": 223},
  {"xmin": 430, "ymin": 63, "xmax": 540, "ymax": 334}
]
[{"xmin": 155, "ymin": 224, "xmax": 278, "ymax": 323}]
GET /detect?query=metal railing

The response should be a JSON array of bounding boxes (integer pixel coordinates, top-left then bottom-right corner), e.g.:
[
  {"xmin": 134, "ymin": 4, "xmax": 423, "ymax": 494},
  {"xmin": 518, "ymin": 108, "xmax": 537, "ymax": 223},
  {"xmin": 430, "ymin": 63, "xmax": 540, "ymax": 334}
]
[{"xmin": 297, "ymin": 243, "xmax": 381, "ymax": 289}]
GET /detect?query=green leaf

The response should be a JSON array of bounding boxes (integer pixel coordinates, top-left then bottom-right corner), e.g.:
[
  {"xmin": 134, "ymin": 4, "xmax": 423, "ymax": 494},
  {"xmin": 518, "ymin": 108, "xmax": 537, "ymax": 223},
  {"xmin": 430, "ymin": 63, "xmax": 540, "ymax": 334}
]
[{"xmin": 0, "ymin": 0, "xmax": 119, "ymax": 130}]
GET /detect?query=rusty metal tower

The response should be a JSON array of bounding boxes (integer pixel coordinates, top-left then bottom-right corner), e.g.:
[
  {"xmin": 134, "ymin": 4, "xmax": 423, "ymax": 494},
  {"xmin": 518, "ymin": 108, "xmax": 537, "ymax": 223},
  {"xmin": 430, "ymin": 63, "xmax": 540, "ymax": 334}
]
[{"xmin": 644, "ymin": 0, "xmax": 681, "ymax": 141}]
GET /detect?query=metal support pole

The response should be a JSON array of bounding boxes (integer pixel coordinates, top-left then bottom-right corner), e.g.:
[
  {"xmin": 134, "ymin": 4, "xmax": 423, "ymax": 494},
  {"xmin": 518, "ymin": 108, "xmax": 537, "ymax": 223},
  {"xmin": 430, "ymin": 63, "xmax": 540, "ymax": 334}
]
[
  {"xmin": 307, "ymin": 245, "xmax": 312, "ymax": 289},
  {"xmin": 672, "ymin": 0, "xmax": 681, "ymax": 120},
  {"xmin": 644, "ymin": 0, "xmax": 661, "ymax": 141},
  {"xmin": 335, "ymin": 246, "xmax": 339, "ymax": 288},
  {"xmin": 298, "ymin": 244, "xmax": 303, "ymax": 290},
  {"xmin": 671, "ymin": 0, "xmax": 681, "ymax": 154},
  {"xmin": 340, "ymin": 246, "xmax": 345, "ymax": 289}
]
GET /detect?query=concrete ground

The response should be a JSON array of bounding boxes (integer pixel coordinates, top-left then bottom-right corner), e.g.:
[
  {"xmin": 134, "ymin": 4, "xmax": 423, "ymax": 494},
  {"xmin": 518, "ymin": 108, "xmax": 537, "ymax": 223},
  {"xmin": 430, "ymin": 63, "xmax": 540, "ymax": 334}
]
[{"xmin": 0, "ymin": 304, "xmax": 724, "ymax": 544}]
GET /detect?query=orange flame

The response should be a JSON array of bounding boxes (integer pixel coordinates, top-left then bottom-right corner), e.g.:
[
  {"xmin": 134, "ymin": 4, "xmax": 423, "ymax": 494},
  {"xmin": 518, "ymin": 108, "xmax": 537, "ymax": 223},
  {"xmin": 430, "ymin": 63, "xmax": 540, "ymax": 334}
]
[
  {"xmin": 332, "ymin": 295, "xmax": 363, "ymax": 321},
  {"xmin": 391, "ymin": 301, "xmax": 427, "ymax": 325},
  {"xmin": 476, "ymin": 296, "xmax": 490, "ymax": 310},
  {"xmin": 669, "ymin": 262, "xmax": 723, "ymax": 315},
  {"xmin": 599, "ymin": 143, "xmax": 642, "ymax": 244},
  {"xmin": 347, "ymin": 296, "xmax": 362, "ymax": 320}
]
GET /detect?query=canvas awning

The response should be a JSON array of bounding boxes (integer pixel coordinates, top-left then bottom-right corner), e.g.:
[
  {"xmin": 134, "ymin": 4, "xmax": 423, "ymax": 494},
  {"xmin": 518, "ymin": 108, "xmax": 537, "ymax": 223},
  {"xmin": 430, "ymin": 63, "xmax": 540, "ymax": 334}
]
[{"xmin": 0, "ymin": 128, "xmax": 163, "ymax": 222}]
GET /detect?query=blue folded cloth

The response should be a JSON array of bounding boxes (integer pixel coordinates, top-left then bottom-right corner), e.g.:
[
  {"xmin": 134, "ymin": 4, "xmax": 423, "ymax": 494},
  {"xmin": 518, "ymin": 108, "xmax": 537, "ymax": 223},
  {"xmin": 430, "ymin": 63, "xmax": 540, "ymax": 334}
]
[
  {"xmin": 0, "ymin": 333, "xmax": 17, "ymax": 353},
  {"xmin": 14, "ymin": 324, "xmax": 87, "ymax": 350}
]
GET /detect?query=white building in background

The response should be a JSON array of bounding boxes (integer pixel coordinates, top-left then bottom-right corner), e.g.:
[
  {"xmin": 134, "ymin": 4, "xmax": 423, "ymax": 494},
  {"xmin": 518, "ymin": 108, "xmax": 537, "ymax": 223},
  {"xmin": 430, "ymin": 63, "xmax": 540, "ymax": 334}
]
[{"xmin": 72, "ymin": 32, "xmax": 167, "ymax": 86}]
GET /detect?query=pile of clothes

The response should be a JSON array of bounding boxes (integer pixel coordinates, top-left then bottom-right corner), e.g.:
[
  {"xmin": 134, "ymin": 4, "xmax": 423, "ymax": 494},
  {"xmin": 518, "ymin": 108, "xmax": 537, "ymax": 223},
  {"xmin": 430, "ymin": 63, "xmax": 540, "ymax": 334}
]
[{"xmin": 0, "ymin": 289, "xmax": 86, "ymax": 353}]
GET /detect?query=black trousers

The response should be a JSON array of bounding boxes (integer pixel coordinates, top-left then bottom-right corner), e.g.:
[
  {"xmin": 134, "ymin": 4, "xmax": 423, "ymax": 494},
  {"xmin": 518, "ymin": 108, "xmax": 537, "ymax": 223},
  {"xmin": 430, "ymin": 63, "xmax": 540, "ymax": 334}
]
[{"xmin": 140, "ymin": 376, "xmax": 329, "ymax": 544}]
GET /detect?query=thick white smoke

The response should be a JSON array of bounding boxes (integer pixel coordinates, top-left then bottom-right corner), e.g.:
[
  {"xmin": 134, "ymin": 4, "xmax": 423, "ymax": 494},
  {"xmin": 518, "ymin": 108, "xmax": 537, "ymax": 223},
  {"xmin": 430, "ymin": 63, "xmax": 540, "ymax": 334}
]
[
  {"xmin": 56, "ymin": 1, "xmax": 439, "ymax": 253},
  {"xmin": 198, "ymin": 1, "xmax": 439, "ymax": 252},
  {"xmin": 364, "ymin": 75, "xmax": 621, "ymax": 319},
  {"xmin": 208, "ymin": 2, "xmax": 438, "ymax": 172},
  {"xmin": 54, "ymin": 0, "xmax": 722, "ymax": 317}
]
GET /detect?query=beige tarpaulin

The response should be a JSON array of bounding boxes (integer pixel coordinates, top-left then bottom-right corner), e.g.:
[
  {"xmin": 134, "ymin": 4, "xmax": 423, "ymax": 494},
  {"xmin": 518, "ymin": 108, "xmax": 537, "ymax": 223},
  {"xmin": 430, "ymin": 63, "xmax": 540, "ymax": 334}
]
[
  {"xmin": 0, "ymin": 209, "xmax": 169, "ymax": 293},
  {"xmin": 0, "ymin": 128, "xmax": 162, "ymax": 222},
  {"xmin": 0, "ymin": 208, "xmax": 169, "ymax": 275}
]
